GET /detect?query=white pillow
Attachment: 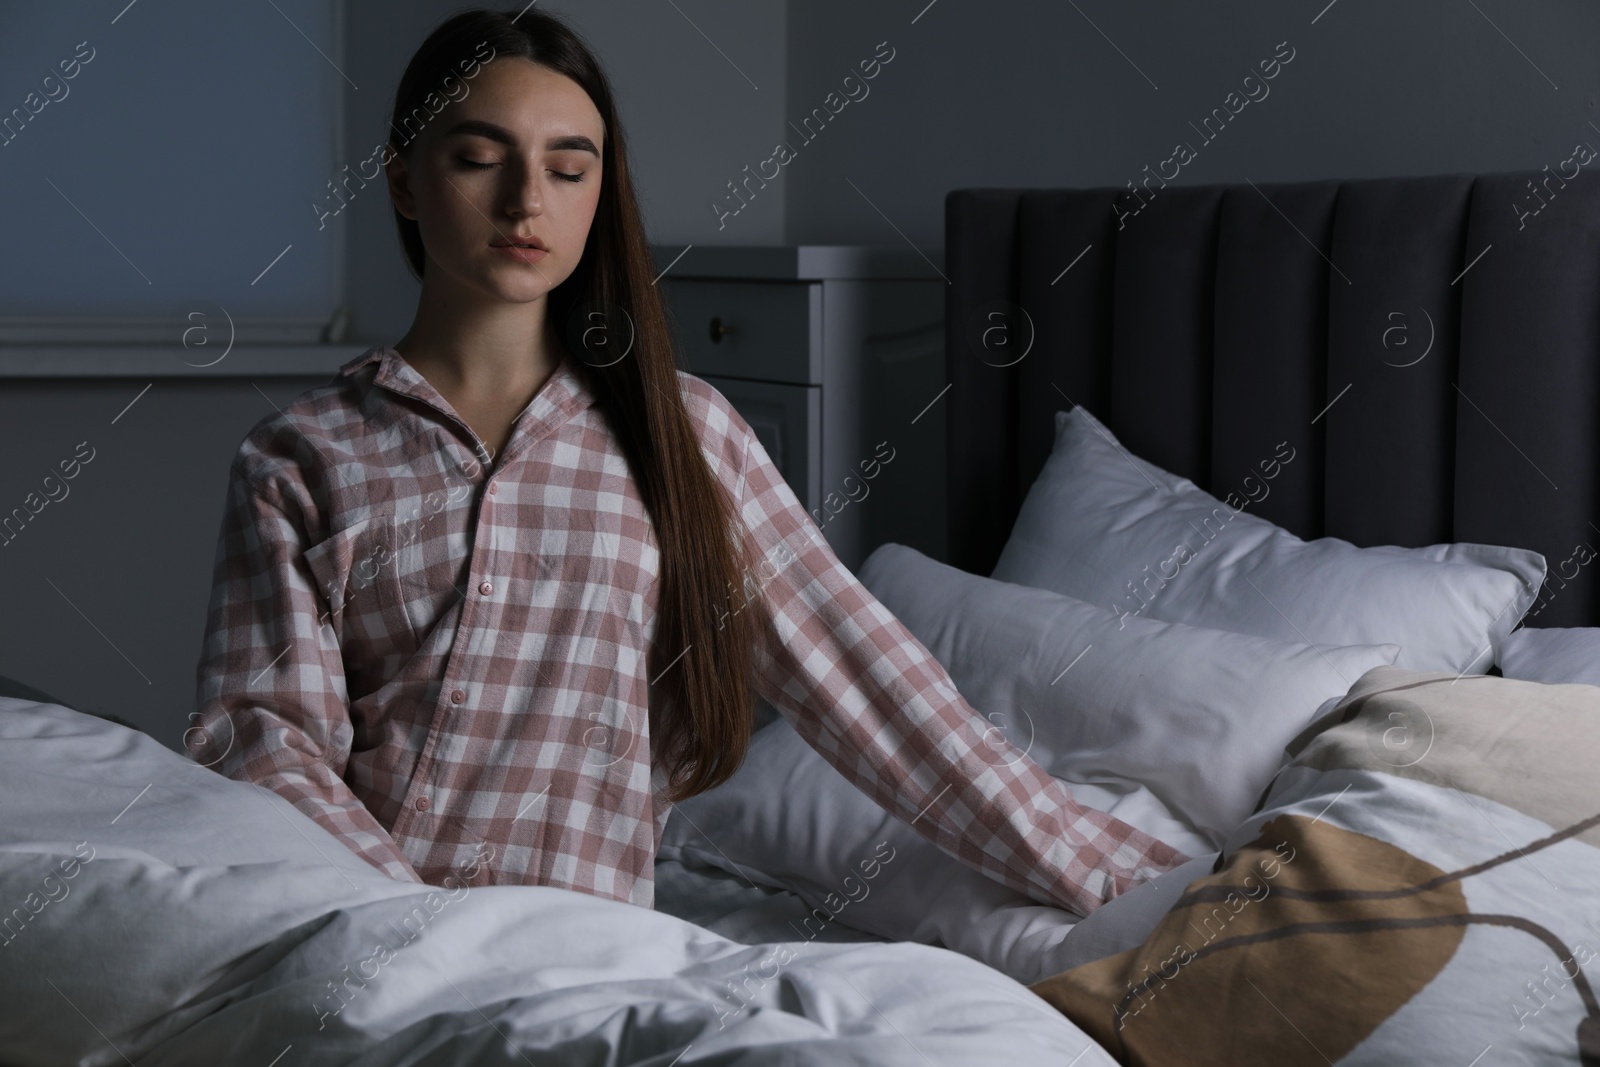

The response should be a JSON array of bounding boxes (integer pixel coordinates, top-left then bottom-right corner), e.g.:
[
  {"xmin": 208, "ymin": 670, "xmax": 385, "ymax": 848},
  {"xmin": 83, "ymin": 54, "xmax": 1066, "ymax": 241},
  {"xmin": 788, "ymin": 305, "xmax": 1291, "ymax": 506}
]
[
  {"xmin": 858, "ymin": 543, "xmax": 1397, "ymax": 838},
  {"xmin": 661, "ymin": 545, "xmax": 1397, "ymax": 982},
  {"xmin": 989, "ymin": 406, "xmax": 1546, "ymax": 674},
  {"xmin": 1496, "ymin": 626, "xmax": 1600, "ymax": 685}
]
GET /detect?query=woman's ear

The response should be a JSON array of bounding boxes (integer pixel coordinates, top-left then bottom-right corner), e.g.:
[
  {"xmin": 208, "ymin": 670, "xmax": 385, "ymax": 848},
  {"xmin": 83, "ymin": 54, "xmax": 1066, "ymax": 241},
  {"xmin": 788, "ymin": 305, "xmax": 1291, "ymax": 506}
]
[{"xmin": 385, "ymin": 143, "xmax": 418, "ymax": 220}]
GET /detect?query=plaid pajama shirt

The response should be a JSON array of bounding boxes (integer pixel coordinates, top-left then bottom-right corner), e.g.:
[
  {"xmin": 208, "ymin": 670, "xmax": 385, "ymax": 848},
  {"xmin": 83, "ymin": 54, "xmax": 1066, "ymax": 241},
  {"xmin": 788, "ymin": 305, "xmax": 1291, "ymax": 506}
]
[{"xmin": 189, "ymin": 344, "xmax": 1186, "ymax": 913}]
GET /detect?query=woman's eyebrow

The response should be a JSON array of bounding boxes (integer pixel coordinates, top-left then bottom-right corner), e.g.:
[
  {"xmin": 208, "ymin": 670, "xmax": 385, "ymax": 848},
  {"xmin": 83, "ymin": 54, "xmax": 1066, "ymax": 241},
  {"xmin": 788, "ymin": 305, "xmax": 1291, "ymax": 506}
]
[
  {"xmin": 442, "ymin": 119, "xmax": 516, "ymax": 145},
  {"xmin": 443, "ymin": 119, "xmax": 600, "ymax": 156},
  {"xmin": 547, "ymin": 134, "xmax": 600, "ymax": 156}
]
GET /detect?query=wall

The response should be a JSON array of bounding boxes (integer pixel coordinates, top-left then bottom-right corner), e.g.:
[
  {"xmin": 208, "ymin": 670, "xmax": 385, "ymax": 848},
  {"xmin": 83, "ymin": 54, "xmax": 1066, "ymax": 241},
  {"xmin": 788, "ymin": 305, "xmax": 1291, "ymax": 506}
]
[{"xmin": 779, "ymin": 0, "xmax": 1600, "ymax": 245}]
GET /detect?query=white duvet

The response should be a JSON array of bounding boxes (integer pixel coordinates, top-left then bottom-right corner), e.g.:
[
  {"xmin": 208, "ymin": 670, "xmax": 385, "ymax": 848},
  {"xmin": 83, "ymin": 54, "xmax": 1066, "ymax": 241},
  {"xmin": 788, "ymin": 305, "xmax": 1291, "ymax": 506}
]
[{"xmin": 0, "ymin": 699, "xmax": 1111, "ymax": 1066}]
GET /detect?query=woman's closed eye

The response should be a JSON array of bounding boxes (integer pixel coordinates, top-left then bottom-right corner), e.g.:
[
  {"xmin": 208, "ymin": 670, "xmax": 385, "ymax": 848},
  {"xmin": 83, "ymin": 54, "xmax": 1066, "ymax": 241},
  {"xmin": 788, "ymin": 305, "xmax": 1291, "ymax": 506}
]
[{"xmin": 455, "ymin": 157, "xmax": 585, "ymax": 182}]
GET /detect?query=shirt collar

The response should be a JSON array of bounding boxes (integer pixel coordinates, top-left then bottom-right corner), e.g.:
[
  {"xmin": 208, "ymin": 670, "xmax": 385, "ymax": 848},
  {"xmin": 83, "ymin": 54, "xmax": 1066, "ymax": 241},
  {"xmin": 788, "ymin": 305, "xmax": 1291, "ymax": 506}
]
[{"xmin": 341, "ymin": 344, "xmax": 596, "ymax": 461}]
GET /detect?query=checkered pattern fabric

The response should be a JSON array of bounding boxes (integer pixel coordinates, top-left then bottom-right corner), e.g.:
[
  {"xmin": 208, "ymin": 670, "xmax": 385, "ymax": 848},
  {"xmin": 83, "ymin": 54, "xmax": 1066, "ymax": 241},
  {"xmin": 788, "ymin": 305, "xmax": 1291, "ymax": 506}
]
[{"xmin": 190, "ymin": 345, "xmax": 1187, "ymax": 913}]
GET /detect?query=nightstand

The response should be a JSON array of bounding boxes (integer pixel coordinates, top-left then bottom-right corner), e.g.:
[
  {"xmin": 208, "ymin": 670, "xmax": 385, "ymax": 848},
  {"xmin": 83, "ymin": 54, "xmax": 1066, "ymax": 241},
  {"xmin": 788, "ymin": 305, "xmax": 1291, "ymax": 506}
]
[{"xmin": 650, "ymin": 245, "xmax": 947, "ymax": 572}]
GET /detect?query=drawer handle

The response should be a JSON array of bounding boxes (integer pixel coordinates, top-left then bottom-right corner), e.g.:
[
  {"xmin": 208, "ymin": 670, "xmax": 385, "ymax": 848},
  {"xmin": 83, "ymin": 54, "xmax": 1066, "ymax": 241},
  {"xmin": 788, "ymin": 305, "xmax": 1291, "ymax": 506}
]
[{"xmin": 709, "ymin": 316, "xmax": 736, "ymax": 344}]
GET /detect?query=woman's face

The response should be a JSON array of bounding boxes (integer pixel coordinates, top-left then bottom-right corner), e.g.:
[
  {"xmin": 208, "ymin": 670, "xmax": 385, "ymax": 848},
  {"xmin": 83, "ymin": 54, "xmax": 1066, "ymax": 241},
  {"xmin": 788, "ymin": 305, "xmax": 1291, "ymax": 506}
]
[{"xmin": 386, "ymin": 57, "xmax": 605, "ymax": 305}]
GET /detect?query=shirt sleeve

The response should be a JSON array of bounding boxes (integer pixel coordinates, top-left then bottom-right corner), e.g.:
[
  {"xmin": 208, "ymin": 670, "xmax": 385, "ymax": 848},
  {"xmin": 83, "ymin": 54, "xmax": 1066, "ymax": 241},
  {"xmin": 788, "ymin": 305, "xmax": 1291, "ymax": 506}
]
[
  {"xmin": 189, "ymin": 458, "xmax": 423, "ymax": 884},
  {"xmin": 726, "ymin": 423, "xmax": 1191, "ymax": 917}
]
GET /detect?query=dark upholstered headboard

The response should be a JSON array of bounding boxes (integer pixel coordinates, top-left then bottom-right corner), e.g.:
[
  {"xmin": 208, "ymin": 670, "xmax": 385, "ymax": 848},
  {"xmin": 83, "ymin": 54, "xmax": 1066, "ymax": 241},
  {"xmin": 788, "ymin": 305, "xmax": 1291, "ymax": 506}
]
[{"xmin": 944, "ymin": 170, "xmax": 1600, "ymax": 628}]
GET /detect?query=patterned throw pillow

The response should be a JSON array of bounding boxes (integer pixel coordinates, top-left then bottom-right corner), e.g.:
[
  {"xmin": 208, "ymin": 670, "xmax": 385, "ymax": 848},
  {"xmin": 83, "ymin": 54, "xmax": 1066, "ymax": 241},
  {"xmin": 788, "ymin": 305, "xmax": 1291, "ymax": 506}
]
[{"xmin": 1031, "ymin": 666, "xmax": 1600, "ymax": 1066}]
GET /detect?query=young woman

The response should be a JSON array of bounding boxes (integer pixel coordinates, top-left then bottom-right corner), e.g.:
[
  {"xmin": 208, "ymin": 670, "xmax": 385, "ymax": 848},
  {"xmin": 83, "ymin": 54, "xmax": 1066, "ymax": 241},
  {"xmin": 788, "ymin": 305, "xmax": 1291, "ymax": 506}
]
[{"xmin": 189, "ymin": 8, "xmax": 1186, "ymax": 916}]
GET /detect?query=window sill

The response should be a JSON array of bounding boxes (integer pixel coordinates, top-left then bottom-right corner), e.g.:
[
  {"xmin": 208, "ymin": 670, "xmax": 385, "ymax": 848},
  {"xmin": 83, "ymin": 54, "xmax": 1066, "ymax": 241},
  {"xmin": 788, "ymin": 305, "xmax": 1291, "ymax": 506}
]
[{"xmin": 0, "ymin": 344, "xmax": 369, "ymax": 378}]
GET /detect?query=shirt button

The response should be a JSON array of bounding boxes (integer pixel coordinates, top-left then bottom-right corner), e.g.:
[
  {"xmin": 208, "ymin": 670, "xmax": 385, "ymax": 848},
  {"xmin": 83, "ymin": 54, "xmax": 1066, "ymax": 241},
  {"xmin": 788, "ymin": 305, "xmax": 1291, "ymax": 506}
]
[
  {"xmin": 488, "ymin": 482, "xmax": 499, "ymax": 496},
  {"xmin": 415, "ymin": 795, "xmax": 430, "ymax": 812},
  {"xmin": 450, "ymin": 689, "xmax": 466, "ymax": 704},
  {"xmin": 478, "ymin": 580, "xmax": 494, "ymax": 596}
]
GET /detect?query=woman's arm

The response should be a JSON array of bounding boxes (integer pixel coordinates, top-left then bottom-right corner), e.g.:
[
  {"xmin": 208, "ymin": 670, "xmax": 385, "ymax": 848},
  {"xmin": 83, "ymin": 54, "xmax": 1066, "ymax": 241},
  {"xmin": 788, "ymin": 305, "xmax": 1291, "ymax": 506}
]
[
  {"xmin": 189, "ymin": 463, "xmax": 422, "ymax": 883},
  {"xmin": 724, "ymin": 422, "xmax": 1189, "ymax": 917}
]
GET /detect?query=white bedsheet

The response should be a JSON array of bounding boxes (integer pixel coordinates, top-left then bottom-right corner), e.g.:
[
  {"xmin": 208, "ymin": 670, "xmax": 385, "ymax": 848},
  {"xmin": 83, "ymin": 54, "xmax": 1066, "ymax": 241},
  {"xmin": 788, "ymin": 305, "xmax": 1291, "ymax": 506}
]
[
  {"xmin": 653, "ymin": 856, "xmax": 888, "ymax": 946},
  {"xmin": 0, "ymin": 699, "xmax": 1110, "ymax": 1066}
]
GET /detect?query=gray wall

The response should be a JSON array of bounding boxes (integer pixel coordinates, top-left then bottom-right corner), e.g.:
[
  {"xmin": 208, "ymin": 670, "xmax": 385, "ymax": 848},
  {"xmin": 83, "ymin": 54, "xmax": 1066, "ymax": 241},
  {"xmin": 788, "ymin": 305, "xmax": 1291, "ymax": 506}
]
[
  {"xmin": 778, "ymin": 0, "xmax": 1599, "ymax": 246},
  {"xmin": 2, "ymin": 0, "xmax": 1594, "ymax": 748},
  {"xmin": 0, "ymin": 377, "xmax": 327, "ymax": 739}
]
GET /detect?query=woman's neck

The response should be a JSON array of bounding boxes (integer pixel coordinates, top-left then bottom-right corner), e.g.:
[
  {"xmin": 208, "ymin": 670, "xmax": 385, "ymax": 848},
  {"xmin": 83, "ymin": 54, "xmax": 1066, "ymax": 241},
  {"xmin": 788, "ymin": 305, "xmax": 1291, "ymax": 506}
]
[{"xmin": 392, "ymin": 278, "xmax": 563, "ymax": 406}]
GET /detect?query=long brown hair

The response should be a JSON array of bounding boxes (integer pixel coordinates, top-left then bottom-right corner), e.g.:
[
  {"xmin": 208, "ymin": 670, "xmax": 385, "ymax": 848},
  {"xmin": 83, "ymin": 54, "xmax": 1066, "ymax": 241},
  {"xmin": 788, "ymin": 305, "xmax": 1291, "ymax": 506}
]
[{"xmin": 387, "ymin": 8, "xmax": 758, "ymax": 801}]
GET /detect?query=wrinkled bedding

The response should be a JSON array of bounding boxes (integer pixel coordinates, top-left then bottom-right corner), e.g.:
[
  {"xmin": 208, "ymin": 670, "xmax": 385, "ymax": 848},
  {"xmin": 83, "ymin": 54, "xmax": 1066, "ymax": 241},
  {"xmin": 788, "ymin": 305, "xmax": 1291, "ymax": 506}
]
[
  {"xmin": 653, "ymin": 855, "xmax": 887, "ymax": 947},
  {"xmin": 0, "ymin": 698, "xmax": 1110, "ymax": 1066}
]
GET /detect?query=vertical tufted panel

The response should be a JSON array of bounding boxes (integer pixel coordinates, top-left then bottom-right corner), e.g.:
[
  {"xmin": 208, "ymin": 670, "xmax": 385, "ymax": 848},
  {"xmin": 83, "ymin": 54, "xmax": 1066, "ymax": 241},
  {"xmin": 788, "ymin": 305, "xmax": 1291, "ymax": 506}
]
[
  {"xmin": 1108, "ymin": 186, "xmax": 1226, "ymax": 486},
  {"xmin": 1016, "ymin": 190, "xmax": 1121, "ymax": 492},
  {"xmin": 945, "ymin": 188, "xmax": 1024, "ymax": 576},
  {"xmin": 1211, "ymin": 180, "xmax": 1339, "ymax": 539},
  {"xmin": 1323, "ymin": 175, "xmax": 1472, "ymax": 548},
  {"xmin": 1455, "ymin": 169, "xmax": 1600, "ymax": 627}
]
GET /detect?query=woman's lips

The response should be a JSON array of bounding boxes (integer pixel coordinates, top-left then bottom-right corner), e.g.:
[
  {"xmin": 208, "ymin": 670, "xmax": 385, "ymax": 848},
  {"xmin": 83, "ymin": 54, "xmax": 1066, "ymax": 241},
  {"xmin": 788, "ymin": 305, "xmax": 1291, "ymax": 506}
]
[{"xmin": 494, "ymin": 244, "xmax": 549, "ymax": 264}]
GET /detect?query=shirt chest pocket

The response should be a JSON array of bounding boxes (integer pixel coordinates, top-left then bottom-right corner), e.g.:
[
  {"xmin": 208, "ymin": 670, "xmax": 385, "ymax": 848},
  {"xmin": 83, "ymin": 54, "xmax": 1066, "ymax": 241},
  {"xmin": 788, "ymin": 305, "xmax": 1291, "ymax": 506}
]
[{"xmin": 303, "ymin": 513, "xmax": 422, "ymax": 657}]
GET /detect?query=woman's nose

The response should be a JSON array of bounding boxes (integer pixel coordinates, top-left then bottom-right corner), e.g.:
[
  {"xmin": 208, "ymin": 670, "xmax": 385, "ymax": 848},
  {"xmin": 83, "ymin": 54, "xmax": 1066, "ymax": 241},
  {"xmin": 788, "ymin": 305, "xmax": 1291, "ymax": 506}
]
[{"xmin": 504, "ymin": 160, "xmax": 543, "ymax": 219}]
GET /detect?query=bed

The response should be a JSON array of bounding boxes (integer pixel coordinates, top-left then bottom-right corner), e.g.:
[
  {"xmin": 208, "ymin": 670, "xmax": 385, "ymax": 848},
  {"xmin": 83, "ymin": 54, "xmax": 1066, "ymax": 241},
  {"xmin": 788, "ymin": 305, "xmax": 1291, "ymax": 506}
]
[{"xmin": 3, "ymin": 167, "xmax": 1598, "ymax": 1066}]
